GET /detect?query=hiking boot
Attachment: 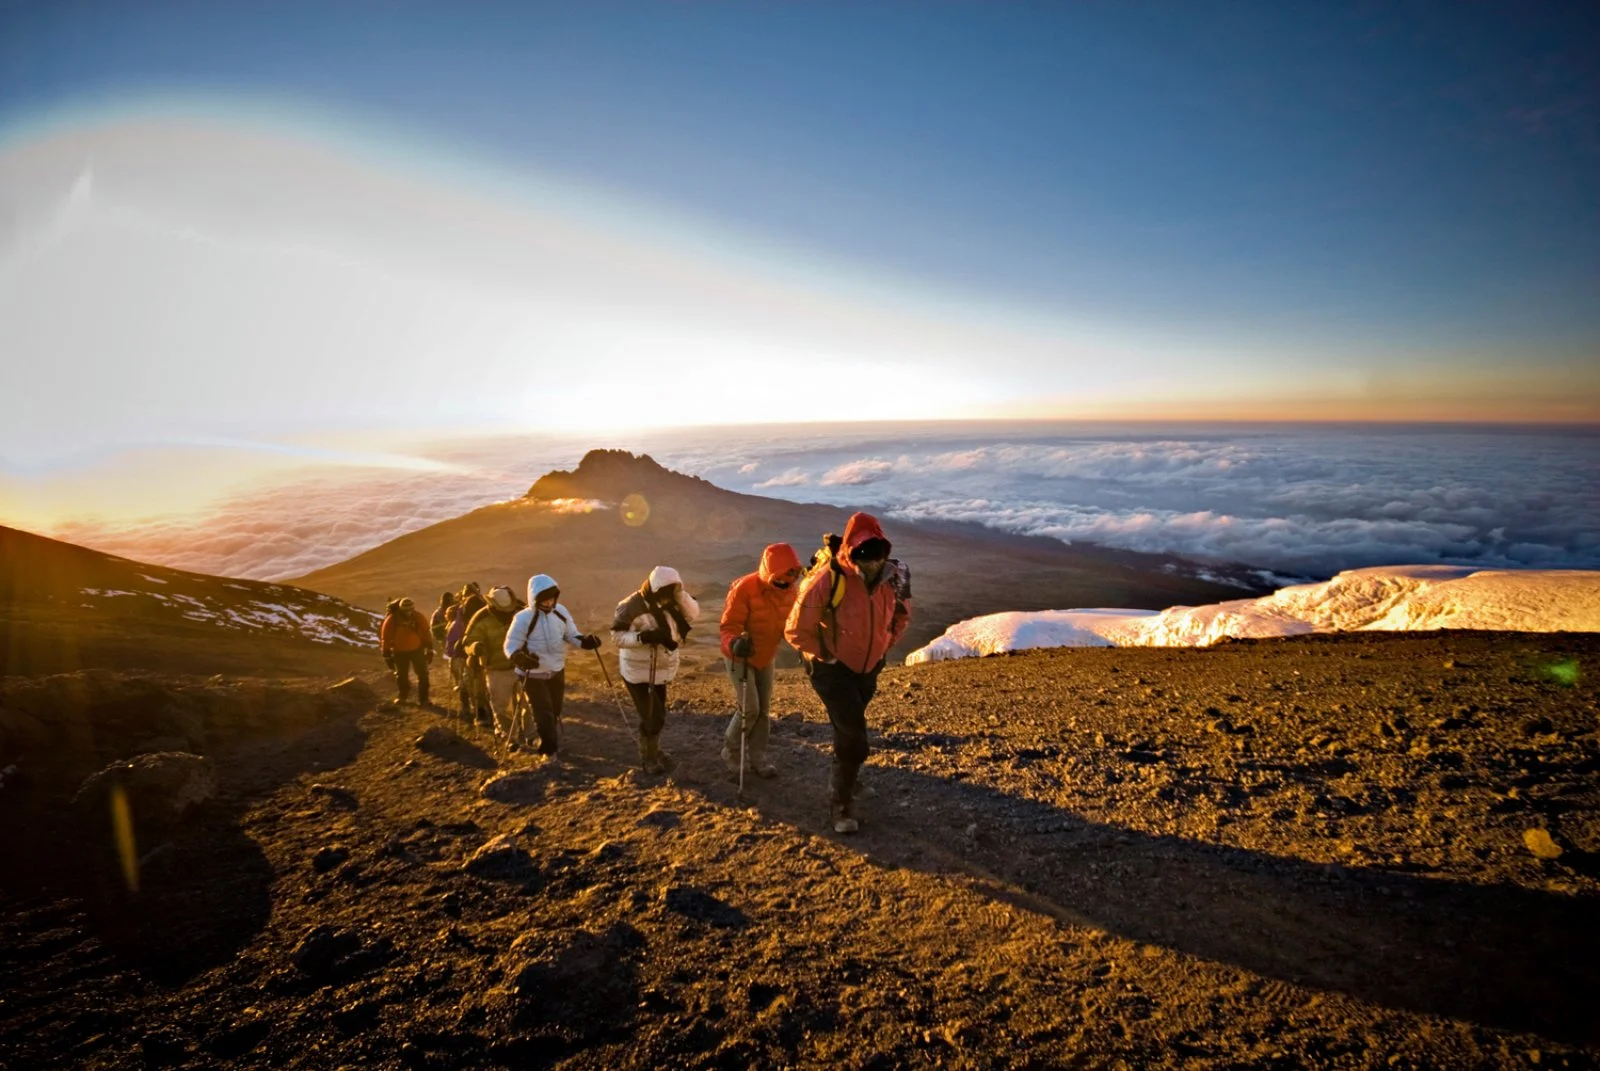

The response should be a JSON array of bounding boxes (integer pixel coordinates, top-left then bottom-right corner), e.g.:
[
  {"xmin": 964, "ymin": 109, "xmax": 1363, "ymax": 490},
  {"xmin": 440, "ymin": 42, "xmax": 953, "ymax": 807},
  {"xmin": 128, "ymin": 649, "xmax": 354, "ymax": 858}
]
[
  {"xmin": 830, "ymin": 798, "xmax": 859, "ymax": 835},
  {"xmin": 749, "ymin": 754, "xmax": 777, "ymax": 778},
  {"xmin": 720, "ymin": 746, "xmax": 741, "ymax": 775}
]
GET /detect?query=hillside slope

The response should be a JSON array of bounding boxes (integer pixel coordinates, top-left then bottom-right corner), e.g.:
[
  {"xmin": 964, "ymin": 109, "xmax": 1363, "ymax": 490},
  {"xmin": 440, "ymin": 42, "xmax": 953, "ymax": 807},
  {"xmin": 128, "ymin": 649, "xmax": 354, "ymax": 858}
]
[
  {"xmin": 291, "ymin": 449, "xmax": 1256, "ymax": 657},
  {"xmin": 1, "ymin": 525, "xmax": 380, "ymax": 678},
  {"xmin": 3, "ymin": 631, "xmax": 1596, "ymax": 1068}
]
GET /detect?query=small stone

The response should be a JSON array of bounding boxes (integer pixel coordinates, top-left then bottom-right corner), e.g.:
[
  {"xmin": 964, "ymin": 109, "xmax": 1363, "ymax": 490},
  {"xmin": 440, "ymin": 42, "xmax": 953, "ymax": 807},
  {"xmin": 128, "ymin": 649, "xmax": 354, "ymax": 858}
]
[
  {"xmin": 313, "ymin": 846, "xmax": 350, "ymax": 873},
  {"xmin": 1523, "ymin": 828, "xmax": 1563, "ymax": 860}
]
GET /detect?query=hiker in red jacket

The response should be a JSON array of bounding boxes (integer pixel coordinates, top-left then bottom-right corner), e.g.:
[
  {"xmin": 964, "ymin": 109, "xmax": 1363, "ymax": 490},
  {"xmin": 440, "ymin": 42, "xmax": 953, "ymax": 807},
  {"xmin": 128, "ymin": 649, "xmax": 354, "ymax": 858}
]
[
  {"xmin": 719, "ymin": 542, "xmax": 803, "ymax": 779},
  {"xmin": 785, "ymin": 512, "xmax": 910, "ymax": 833},
  {"xmin": 380, "ymin": 596, "xmax": 435, "ymax": 707}
]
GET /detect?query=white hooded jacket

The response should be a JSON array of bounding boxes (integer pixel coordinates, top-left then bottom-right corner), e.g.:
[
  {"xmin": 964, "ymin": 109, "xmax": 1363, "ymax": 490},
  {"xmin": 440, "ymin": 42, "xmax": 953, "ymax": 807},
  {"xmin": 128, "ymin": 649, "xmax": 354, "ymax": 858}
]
[
  {"xmin": 610, "ymin": 565, "xmax": 700, "ymax": 685},
  {"xmin": 503, "ymin": 574, "xmax": 584, "ymax": 679}
]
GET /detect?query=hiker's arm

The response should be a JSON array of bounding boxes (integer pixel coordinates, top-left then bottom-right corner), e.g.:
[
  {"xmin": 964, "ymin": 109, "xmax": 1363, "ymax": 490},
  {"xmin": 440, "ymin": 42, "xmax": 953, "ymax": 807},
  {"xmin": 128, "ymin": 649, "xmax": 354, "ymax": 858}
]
[
  {"xmin": 611, "ymin": 604, "xmax": 644, "ymax": 648},
  {"xmin": 888, "ymin": 590, "xmax": 911, "ymax": 649},
  {"xmin": 561, "ymin": 609, "xmax": 584, "ymax": 648},
  {"xmin": 785, "ymin": 575, "xmax": 826, "ymax": 660},
  {"xmin": 502, "ymin": 612, "xmax": 529, "ymax": 661},
  {"xmin": 379, "ymin": 617, "xmax": 393, "ymax": 654},
  {"xmin": 719, "ymin": 582, "xmax": 745, "ymax": 658}
]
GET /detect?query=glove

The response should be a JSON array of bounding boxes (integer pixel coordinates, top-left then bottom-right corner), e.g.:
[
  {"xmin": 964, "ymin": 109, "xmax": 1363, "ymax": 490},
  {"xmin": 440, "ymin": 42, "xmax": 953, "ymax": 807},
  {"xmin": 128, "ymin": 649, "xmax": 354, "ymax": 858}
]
[
  {"xmin": 638, "ymin": 628, "xmax": 668, "ymax": 646},
  {"xmin": 383, "ymin": 653, "xmax": 395, "ymax": 669},
  {"xmin": 511, "ymin": 650, "xmax": 540, "ymax": 671},
  {"xmin": 579, "ymin": 634, "xmax": 602, "ymax": 650},
  {"xmin": 661, "ymin": 636, "xmax": 679, "ymax": 652},
  {"xmin": 729, "ymin": 635, "xmax": 754, "ymax": 659}
]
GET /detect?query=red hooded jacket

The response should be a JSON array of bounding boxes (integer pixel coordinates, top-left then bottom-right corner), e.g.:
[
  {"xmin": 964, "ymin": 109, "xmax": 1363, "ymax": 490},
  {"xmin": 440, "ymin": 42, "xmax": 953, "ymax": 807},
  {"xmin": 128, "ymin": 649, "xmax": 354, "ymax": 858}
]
[
  {"xmin": 720, "ymin": 543, "xmax": 803, "ymax": 669},
  {"xmin": 785, "ymin": 513, "xmax": 910, "ymax": 674}
]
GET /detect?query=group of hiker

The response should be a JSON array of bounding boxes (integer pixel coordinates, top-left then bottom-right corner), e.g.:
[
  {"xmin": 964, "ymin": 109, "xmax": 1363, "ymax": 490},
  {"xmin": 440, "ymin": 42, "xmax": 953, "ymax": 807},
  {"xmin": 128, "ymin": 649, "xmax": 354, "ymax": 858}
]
[{"xmin": 377, "ymin": 510, "xmax": 911, "ymax": 834}]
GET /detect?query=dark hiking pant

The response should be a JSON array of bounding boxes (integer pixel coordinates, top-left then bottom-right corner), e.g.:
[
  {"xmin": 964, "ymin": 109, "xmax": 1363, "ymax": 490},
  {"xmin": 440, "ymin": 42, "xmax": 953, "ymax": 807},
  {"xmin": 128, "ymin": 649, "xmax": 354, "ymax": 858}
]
[
  {"xmin": 522, "ymin": 670, "xmax": 566, "ymax": 754},
  {"xmin": 808, "ymin": 660, "xmax": 881, "ymax": 800},
  {"xmin": 625, "ymin": 681, "xmax": 668, "ymax": 738},
  {"xmin": 393, "ymin": 649, "xmax": 430, "ymax": 704}
]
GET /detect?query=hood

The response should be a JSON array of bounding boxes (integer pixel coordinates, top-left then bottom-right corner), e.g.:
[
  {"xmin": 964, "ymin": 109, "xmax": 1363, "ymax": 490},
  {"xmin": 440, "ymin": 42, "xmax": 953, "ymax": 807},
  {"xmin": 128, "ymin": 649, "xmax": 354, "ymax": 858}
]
[
  {"xmin": 758, "ymin": 542, "xmax": 803, "ymax": 584},
  {"xmin": 646, "ymin": 565, "xmax": 681, "ymax": 592},
  {"xmin": 527, "ymin": 573, "xmax": 560, "ymax": 607},
  {"xmin": 841, "ymin": 512, "xmax": 890, "ymax": 563}
]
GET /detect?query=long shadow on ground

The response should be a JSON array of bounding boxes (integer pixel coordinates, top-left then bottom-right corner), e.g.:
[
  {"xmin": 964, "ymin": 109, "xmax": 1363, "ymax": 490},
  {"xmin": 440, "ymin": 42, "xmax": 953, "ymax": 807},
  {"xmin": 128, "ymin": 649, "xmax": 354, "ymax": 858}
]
[{"xmin": 644, "ymin": 707, "xmax": 1600, "ymax": 1047}]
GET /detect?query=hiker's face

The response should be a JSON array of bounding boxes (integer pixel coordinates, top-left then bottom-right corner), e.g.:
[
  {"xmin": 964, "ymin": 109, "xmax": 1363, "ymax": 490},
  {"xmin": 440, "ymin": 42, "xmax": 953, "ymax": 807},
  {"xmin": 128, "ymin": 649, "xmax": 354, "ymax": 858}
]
[
  {"xmin": 653, "ymin": 583, "xmax": 679, "ymax": 602},
  {"xmin": 772, "ymin": 567, "xmax": 802, "ymax": 589},
  {"xmin": 855, "ymin": 556, "xmax": 886, "ymax": 583},
  {"xmin": 537, "ymin": 593, "xmax": 556, "ymax": 610}
]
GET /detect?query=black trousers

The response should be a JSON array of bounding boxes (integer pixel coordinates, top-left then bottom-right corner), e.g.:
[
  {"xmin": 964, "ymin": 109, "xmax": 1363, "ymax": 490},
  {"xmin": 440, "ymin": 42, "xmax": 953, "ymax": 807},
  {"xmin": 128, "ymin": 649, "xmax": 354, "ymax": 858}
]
[
  {"xmin": 808, "ymin": 660, "xmax": 881, "ymax": 767},
  {"xmin": 393, "ymin": 649, "xmax": 430, "ymax": 703},
  {"xmin": 522, "ymin": 670, "xmax": 566, "ymax": 754},
  {"xmin": 624, "ymin": 681, "xmax": 668, "ymax": 738}
]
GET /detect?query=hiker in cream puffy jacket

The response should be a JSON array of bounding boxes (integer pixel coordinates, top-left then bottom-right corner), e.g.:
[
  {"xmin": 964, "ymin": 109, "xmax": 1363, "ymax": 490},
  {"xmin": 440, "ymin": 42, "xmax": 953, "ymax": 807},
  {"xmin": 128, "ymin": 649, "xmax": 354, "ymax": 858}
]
[{"xmin": 610, "ymin": 565, "xmax": 700, "ymax": 772}]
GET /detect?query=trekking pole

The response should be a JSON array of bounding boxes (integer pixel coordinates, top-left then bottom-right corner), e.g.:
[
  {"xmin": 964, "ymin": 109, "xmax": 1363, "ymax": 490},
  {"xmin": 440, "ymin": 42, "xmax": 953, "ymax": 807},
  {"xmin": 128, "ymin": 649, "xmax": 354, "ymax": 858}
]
[
  {"xmin": 595, "ymin": 647, "xmax": 637, "ymax": 737},
  {"xmin": 737, "ymin": 654, "xmax": 750, "ymax": 797}
]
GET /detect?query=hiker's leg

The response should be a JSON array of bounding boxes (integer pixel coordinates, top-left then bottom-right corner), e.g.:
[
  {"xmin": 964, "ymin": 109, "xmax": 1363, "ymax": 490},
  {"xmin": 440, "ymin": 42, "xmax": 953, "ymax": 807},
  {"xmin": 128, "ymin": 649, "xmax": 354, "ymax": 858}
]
[
  {"xmin": 644, "ymin": 684, "xmax": 668, "ymax": 739},
  {"xmin": 625, "ymin": 682, "xmax": 654, "ymax": 736},
  {"xmin": 748, "ymin": 661, "xmax": 776, "ymax": 768},
  {"xmin": 525, "ymin": 676, "xmax": 558, "ymax": 753},
  {"xmin": 392, "ymin": 656, "xmax": 409, "ymax": 702},
  {"xmin": 723, "ymin": 658, "xmax": 755, "ymax": 754},
  {"xmin": 412, "ymin": 651, "xmax": 432, "ymax": 705},
  {"xmin": 486, "ymin": 668, "xmax": 517, "ymax": 736},
  {"xmin": 451, "ymin": 657, "xmax": 468, "ymax": 714}
]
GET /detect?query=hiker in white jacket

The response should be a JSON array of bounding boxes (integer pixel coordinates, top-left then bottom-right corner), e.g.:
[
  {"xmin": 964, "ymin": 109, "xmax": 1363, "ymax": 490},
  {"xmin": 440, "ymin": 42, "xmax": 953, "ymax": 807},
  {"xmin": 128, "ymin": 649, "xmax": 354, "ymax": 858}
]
[
  {"xmin": 609, "ymin": 565, "xmax": 700, "ymax": 773},
  {"xmin": 504, "ymin": 573, "xmax": 600, "ymax": 755}
]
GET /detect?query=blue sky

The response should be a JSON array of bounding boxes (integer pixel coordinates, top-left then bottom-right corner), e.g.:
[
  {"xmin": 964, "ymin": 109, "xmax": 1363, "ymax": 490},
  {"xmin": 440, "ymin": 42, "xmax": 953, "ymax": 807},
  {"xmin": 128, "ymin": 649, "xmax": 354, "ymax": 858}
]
[{"xmin": 1, "ymin": 1, "xmax": 1597, "ymax": 513}]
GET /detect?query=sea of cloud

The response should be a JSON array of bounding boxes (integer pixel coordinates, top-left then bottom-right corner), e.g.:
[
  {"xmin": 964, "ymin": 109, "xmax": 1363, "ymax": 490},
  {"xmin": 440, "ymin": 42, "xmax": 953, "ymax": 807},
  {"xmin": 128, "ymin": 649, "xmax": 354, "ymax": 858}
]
[{"xmin": 42, "ymin": 423, "xmax": 1600, "ymax": 584}]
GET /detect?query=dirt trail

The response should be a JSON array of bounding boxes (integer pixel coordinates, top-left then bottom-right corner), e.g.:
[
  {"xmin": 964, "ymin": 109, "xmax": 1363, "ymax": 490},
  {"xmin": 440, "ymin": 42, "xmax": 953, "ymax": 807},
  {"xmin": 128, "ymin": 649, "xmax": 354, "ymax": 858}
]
[{"xmin": 3, "ymin": 631, "xmax": 1598, "ymax": 1069}]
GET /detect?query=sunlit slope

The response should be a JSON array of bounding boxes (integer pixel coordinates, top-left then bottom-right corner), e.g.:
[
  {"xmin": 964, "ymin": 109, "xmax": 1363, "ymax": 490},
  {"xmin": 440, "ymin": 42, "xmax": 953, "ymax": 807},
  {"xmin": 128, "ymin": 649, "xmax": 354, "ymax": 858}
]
[
  {"xmin": 291, "ymin": 449, "xmax": 1253, "ymax": 654},
  {"xmin": 909, "ymin": 565, "xmax": 1600, "ymax": 663},
  {"xmin": 1, "ymin": 525, "xmax": 379, "ymax": 677}
]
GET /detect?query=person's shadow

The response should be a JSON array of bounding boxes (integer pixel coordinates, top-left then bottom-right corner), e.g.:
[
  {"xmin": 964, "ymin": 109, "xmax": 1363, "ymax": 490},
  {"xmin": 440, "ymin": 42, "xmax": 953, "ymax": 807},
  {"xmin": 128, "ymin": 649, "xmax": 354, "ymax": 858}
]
[{"xmin": 647, "ymin": 708, "xmax": 1600, "ymax": 1047}]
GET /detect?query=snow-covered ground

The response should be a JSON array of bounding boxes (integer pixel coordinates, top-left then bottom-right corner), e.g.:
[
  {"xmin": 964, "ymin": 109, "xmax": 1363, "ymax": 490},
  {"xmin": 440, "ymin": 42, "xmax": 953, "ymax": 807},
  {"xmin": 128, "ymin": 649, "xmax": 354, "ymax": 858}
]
[
  {"xmin": 77, "ymin": 587, "xmax": 381, "ymax": 647},
  {"xmin": 905, "ymin": 566, "xmax": 1600, "ymax": 664}
]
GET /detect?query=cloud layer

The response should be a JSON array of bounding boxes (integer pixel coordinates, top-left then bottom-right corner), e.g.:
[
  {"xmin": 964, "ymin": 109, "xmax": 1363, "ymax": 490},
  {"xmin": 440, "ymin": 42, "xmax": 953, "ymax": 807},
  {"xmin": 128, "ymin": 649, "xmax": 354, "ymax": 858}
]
[{"xmin": 41, "ymin": 423, "xmax": 1600, "ymax": 583}]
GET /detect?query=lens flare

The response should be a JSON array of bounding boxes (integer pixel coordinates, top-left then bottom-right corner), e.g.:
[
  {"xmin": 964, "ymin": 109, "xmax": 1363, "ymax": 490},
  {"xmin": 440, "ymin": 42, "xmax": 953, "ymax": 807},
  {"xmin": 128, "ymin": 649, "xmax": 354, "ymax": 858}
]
[
  {"xmin": 110, "ymin": 784, "xmax": 140, "ymax": 894},
  {"xmin": 1540, "ymin": 658, "xmax": 1580, "ymax": 687},
  {"xmin": 621, "ymin": 493, "xmax": 650, "ymax": 528}
]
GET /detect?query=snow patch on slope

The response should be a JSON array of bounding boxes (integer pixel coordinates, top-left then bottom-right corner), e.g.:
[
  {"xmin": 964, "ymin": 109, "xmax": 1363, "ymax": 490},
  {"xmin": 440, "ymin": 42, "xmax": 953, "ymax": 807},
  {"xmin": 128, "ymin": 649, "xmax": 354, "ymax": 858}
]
[{"xmin": 906, "ymin": 566, "xmax": 1600, "ymax": 664}]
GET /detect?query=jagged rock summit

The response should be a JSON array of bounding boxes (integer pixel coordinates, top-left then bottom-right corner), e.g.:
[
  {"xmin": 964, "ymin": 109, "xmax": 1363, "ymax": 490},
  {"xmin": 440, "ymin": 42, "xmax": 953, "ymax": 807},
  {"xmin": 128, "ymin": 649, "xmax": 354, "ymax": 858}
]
[{"xmin": 524, "ymin": 449, "xmax": 723, "ymax": 503}]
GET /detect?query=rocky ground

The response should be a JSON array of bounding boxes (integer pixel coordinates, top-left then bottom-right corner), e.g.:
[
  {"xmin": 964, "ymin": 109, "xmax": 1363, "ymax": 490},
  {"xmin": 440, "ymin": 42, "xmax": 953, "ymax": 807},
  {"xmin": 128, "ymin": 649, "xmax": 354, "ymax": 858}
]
[{"xmin": 2, "ymin": 630, "xmax": 1598, "ymax": 1069}]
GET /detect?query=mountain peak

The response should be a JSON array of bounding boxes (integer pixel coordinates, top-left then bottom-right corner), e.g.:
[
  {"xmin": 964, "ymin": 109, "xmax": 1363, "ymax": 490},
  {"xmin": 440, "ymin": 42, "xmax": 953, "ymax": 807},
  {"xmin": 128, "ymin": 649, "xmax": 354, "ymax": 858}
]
[{"xmin": 525, "ymin": 449, "xmax": 717, "ymax": 501}]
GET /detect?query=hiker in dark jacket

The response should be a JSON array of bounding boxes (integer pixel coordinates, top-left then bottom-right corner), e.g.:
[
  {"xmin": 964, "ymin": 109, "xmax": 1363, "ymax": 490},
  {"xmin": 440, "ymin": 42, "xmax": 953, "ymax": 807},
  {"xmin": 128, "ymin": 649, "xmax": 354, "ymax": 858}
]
[
  {"xmin": 786, "ymin": 512, "xmax": 910, "ymax": 833},
  {"xmin": 380, "ymin": 596, "xmax": 435, "ymax": 707},
  {"xmin": 447, "ymin": 588, "xmax": 489, "ymax": 723},
  {"xmin": 610, "ymin": 566, "xmax": 700, "ymax": 774},
  {"xmin": 431, "ymin": 592, "xmax": 456, "ymax": 648}
]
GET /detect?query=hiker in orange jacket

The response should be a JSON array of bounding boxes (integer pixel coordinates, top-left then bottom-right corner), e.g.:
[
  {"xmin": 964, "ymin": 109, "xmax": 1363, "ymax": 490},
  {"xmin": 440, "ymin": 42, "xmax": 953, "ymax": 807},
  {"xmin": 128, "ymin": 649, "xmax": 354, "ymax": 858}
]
[
  {"xmin": 719, "ymin": 542, "xmax": 804, "ymax": 778},
  {"xmin": 786, "ymin": 512, "xmax": 910, "ymax": 833},
  {"xmin": 380, "ymin": 596, "xmax": 435, "ymax": 707}
]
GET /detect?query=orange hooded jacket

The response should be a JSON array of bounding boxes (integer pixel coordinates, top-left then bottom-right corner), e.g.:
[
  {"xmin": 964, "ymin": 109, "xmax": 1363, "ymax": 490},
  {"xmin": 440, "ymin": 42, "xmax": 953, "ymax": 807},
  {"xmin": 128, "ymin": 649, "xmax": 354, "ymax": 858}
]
[
  {"xmin": 719, "ymin": 543, "xmax": 803, "ymax": 669},
  {"xmin": 785, "ymin": 512, "xmax": 910, "ymax": 674},
  {"xmin": 380, "ymin": 608, "xmax": 432, "ymax": 654}
]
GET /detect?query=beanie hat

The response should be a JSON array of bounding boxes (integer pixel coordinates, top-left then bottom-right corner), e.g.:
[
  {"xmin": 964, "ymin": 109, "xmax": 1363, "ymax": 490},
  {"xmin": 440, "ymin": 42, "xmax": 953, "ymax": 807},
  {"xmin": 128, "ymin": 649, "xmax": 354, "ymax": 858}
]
[
  {"xmin": 398, "ymin": 596, "xmax": 415, "ymax": 610},
  {"xmin": 647, "ymin": 565, "xmax": 682, "ymax": 592},
  {"xmin": 490, "ymin": 586, "xmax": 515, "ymax": 610}
]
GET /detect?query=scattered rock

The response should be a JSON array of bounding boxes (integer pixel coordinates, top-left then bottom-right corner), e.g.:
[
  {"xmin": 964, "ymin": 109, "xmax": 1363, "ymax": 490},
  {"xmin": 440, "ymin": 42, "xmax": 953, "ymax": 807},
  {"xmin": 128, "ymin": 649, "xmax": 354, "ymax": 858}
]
[
  {"xmin": 480, "ymin": 771, "xmax": 552, "ymax": 805},
  {"xmin": 292, "ymin": 925, "xmax": 365, "ymax": 982},
  {"xmin": 308, "ymin": 783, "xmax": 359, "ymax": 810},
  {"xmin": 71, "ymin": 752, "xmax": 217, "ymax": 832},
  {"xmin": 663, "ymin": 885, "xmax": 748, "ymax": 928},
  {"xmin": 313, "ymin": 846, "xmax": 351, "ymax": 874},
  {"xmin": 1520, "ymin": 717, "xmax": 1556, "ymax": 738},
  {"xmin": 416, "ymin": 726, "xmax": 462, "ymax": 751},
  {"xmin": 637, "ymin": 808, "xmax": 681, "ymax": 830},
  {"xmin": 463, "ymin": 835, "xmax": 539, "ymax": 883},
  {"xmin": 1523, "ymin": 828, "xmax": 1564, "ymax": 860},
  {"xmin": 326, "ymin": 677, "xmax": 380, "ymax": 708}
]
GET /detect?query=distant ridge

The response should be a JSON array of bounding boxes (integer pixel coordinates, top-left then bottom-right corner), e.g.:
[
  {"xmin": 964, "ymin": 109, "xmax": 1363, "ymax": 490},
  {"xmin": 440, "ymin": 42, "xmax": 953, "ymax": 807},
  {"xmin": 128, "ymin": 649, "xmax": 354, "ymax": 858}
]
[{"xmin": 526, "ymin": 449, "xmax": 724, "ymax": 502}]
